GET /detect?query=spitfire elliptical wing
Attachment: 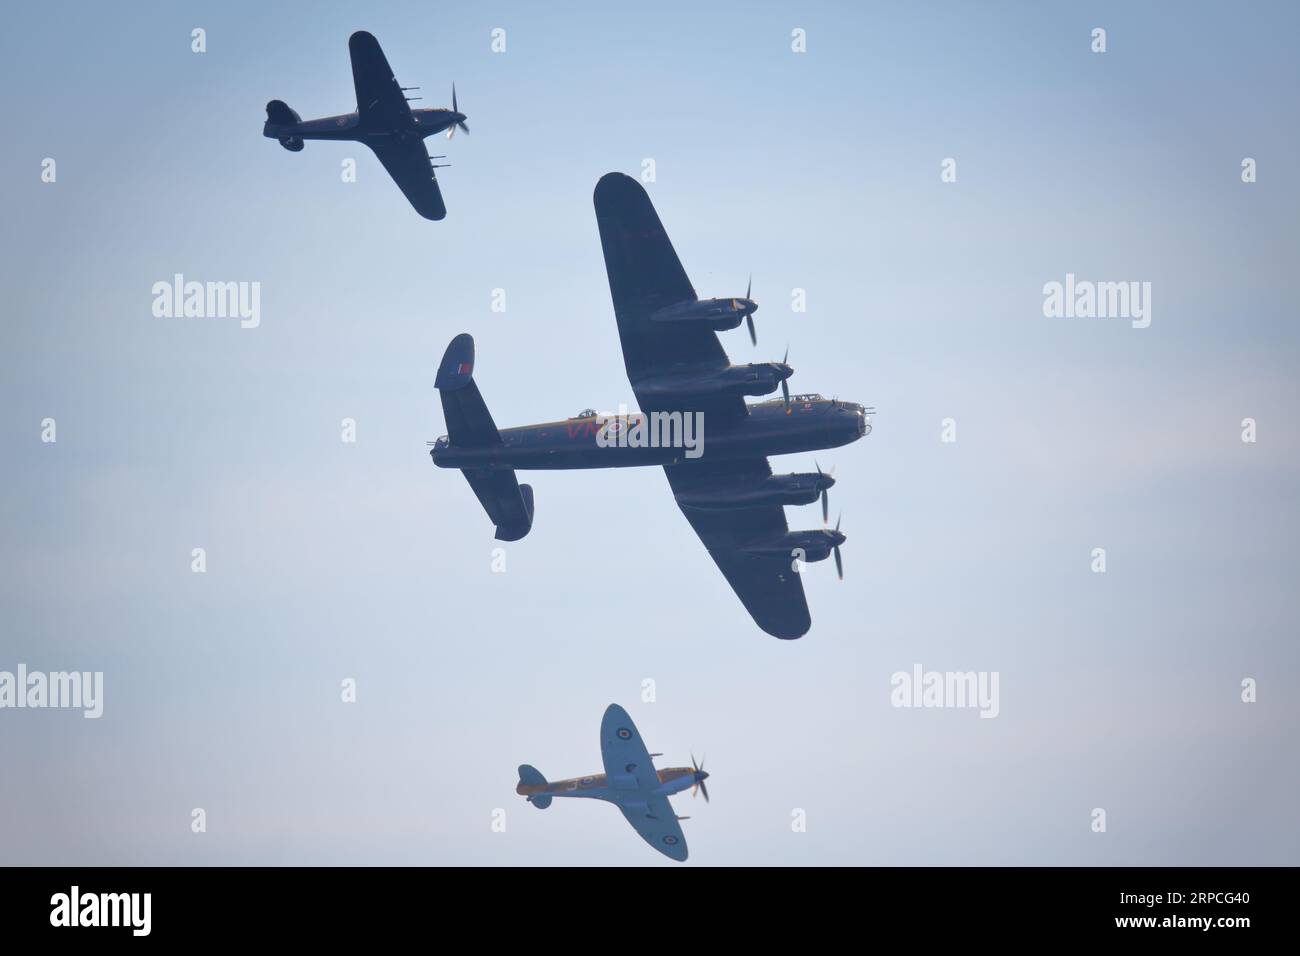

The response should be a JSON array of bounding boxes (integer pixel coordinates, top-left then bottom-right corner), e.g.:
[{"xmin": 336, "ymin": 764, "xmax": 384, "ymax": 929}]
[{"xmin": 598, "ymin": 705, "xmax": 687, "ymax": 861}]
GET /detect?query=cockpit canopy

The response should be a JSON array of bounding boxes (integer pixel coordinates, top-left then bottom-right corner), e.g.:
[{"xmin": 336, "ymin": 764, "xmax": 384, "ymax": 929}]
[{"xmin": 569, "ymin": 408, "xmax": 598, "ymax": 419}]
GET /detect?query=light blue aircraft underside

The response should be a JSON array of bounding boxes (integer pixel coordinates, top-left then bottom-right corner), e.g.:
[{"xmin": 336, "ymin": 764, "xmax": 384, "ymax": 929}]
[{"xmin": 516, "ymin": 704, "xmax": 709, "ymax": 862}]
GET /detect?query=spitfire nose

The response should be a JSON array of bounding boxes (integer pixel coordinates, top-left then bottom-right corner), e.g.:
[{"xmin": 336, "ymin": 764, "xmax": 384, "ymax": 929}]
[{"xmin": 696, "ymin": 770, "xmax": 709, "ymax": 782}]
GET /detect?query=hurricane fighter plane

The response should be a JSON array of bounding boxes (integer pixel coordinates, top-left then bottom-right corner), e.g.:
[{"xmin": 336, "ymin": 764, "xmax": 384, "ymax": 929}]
[
  {"xmin": 516, "ymin": 704, "xmax": 708, "ymax": 862},
  {"xmin": 429, "ymin": 173, "xmax": 872, "ymax": 638},
  {"xmin": 262, "ymin": 30, "xmax": 467, "ymax": 220}
]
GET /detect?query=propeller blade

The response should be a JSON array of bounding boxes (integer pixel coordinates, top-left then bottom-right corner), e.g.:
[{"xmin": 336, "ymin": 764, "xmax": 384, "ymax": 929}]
[
  {"xmin": 699, "ymin": 779, "xmax": 710, "ymax": 803},
  {"xmin": 835, "ymin": 514, "xmax": 842, "ymax": 533},
  {"xmin": 746, "ymin": 312, "xmax": 756, "ymax": 346},
  {"xmin": 834, "ymin": 545, "xmax": 843, "ymax": 580},
  {"xmin": 781, "ymin": 378, "xmax": 790, "ymax": 407},
  {"xmin": 447, "ymin": 124, "xmax": 456, "ymax": 140},
  {"xmin": 746, "ymin": 274, "xmax": 752, "ymax": 299},
  {"xmin": 452, "ymin": 82, "xmax": 458, "ymax": 113},
  {"xmin": 458, "ymin": 120, "xmax": 470, "ymax": 135},
  {"xmin": 822, "ymin": 487, "xmax": 829, "ymax": 523}
]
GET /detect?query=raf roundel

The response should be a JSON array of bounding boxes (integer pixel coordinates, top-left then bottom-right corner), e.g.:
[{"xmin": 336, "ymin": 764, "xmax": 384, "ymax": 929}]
[
  {"xmin": 663, "ymin": 835, "xmax": 679, "ymax": 846},
  {"xmin": 616, "ymin": 727, "xmax": 632, "ymax": 740}
]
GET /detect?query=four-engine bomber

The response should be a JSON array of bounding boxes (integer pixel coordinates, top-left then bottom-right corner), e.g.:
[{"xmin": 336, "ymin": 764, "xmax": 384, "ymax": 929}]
[{"xmin": 431, "ymin": 173, "xmax": 873, "ymax": 639}]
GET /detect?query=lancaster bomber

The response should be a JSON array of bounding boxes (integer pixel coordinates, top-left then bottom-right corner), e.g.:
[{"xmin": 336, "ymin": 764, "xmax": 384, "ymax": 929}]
[
  {"xmin": 430, "ymin": 173, "xmax": 871, "ymax": 638},
  {"xmin": 516, "ymin": 704, "xmax": 708, "ymax": 862},
  {"xmin": 262, "ymin": 30, "xmax": 467, "ymax": 220}
]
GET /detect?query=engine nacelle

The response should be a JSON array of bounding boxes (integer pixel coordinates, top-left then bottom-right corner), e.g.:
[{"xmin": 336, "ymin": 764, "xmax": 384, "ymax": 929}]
[
  {"xmin": 650, "ymin": 296, "xmax": 756, "ymax": 332},
  {"xmin": 677, "ymin": 473, "xmax": 832, "ymax": 511},
  {"xmin": 279, "ymin": 135, "xmax": 304, "ymax": 152},
  {"xmin": 635, "ymin": 361, "xmax": 791, "ymax": 404},
  {"xmin": 744, "ymin": 528, "xmax": 842, "ymax": 564}
]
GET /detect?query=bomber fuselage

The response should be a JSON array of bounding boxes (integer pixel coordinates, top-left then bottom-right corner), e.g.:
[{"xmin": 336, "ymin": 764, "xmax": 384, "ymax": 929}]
[{"xmin": 430, "ymin": 396, "xmax": 869, "ymax": 471}]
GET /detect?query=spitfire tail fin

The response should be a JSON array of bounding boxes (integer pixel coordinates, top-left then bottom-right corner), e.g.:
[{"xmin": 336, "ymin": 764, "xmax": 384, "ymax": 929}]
[{"xmin": 517, "ymin": 764, "xmax": 551, "ymax": 809}]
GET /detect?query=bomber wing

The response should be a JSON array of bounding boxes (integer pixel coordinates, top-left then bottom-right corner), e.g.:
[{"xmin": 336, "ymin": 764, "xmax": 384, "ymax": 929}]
[
  {"xmin": 664, "ymin": 458, "xmax": 812, "ymax": 639},
  {"xmin": 593, "ymin": 172, "xmax": 744, "ymax": 421}
]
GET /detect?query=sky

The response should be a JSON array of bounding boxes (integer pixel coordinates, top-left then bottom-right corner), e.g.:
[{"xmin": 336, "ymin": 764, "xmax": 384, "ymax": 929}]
[{"xmin": 1, "ymin": 0, "xmax": 1297, "ymax": 866}]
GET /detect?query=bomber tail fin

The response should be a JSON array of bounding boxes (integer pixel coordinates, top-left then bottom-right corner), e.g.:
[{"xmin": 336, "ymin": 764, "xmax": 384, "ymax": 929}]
[
  {"xmin": 517, "ymin": 764, "xmax": 551, "ymax": 809},
  {"xmin": 433, "ymin": 334, "xmax": 535, "ymax": 541}
]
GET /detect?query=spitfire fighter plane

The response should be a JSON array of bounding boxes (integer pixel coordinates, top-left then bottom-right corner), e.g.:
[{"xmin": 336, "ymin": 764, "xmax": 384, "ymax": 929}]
[
  {"xmin": 262, "ymin": 30, "xmax": 467, "ymax": 220},
  {"xmin": 516, "ymin": 704, "xmax": 708, "ymax": 862},
  {"xmin": 430, "ymin": 173, "xmax": 871, "ymax": 638}
]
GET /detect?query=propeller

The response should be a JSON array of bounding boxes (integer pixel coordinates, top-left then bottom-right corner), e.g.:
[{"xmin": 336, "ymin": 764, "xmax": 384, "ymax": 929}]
[
  {"xmin": 832, "ymin": 514, "xmax": 844, "ymax": 580},
  {"xmin": 691, "ymin": 753, "xmax": 710, "ymax": 803},
  {"xmin": 816, "ymin": 460, "xmax": 831, "ymax": 523},
  {"xmin": 447, "ymin": 83, "xmax": 470, "ymax": 139},
  {"xmin": 745, "ymin": 275, "xmax": 757, "ymax": 346},
  {"xmin": 780, "ymin": 346, "xmax": 791, "ymax": 409}
]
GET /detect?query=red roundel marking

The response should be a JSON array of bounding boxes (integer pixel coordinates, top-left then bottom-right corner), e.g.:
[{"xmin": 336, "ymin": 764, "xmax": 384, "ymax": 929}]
[{"xmin": 617, "ymin": 728, "xmax": 632, "ymax": 740}]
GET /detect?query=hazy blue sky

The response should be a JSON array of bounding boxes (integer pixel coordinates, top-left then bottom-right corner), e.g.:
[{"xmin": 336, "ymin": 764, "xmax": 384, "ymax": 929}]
[{"xmin": 2, "ymin": 1, "xmax": 1297, "ymax": 865}]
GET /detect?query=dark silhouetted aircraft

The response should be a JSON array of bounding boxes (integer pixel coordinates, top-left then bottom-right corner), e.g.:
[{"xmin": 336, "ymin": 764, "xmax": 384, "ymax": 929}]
[
  {"xmin": 516, "ymin": 704, "xmax": 707, "ymax": 862},
  {"xmin": 429, "ymin": 173, "xmax": 872, "ymax": 638},
  {"xmin": 262, "ymin": 30, "xmax": 467, "ymax": 220}
]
